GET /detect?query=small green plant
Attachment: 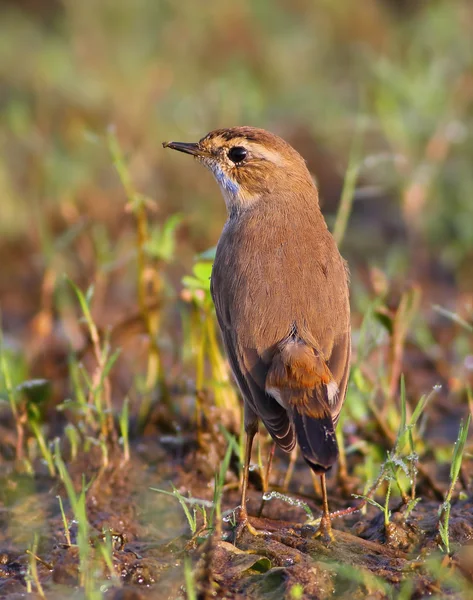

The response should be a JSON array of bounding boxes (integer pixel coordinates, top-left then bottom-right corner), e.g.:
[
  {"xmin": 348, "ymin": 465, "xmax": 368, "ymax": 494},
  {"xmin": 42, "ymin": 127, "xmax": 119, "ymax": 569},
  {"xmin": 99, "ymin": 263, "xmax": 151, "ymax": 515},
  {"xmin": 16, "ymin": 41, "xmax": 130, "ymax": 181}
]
[
  {"xmin": 119, "ymin": 396, "xmax": 130, "ymax": 464},
  {"xmin": 19, "ymin": 379, "xmax": 55, "ymax": 476},
  {"xmin": 108, "ymin": 128, "xmax": 173, "ymax": 423},
  {"xmin": 332, "ymin": 114, "xmax": 365, "ymax": 248},
  {"xmin": 64, "ymin": 423, "xmax": 81, "ymax": 461},
  {"xmin": 386, "ymin": 286, "xmax": 422, "ymax": 401},
  {"xmin": 353, "ymin": 380, "xmax": 438, "ymax": 529},
  {"xmin": 209, "ymin": 439, "xmax": 234, "ymax": 535},
  {"xmin": 15, "ymin": 380, "xmax": 54, "ymax": 475},
  {"xmin": 67, "ymin": 278, "xmax": 120, "ymax": 436},
  {"xmin": 182, "ymin": 255, "xmax": 240, "ymax": 433},
  {"xmin": 152, "ymin": 438, "xmax": 235, "ymax": 538},
  {"xmin": 95, "ymin": 529, "xmax": 121, "ymax": 587},
  {"xmin": 183, "ymin": 557, "xmax": 197, "ymax": 600},
  {"xmin": 62, "ymin": 278, "xmax": 122, "ymax": 469},
  {"xmin": 1, "ymin": 326, "xmax": 55, "ymax": 473},
  {"xmin": 0, "ymin": 325, "xmax": 28, "ymax": 463},
  {"xmin": 438, "ymin": 414, "xmax": 471, "ymax": 554},
  {"xmin": 57, "ymin": 494, "xmax": 72, "ymax": 546},
  {"xmin": 54, "ymin": 439, "xmax": 92, "ymax": 590},
  {"xmin": 331, "ymin": 562, "xmax": 390, "ymax": 596},
  {"xmin": 25, "ymin": 534, "xmax": 46, "ymax": 598},
  {"xmin": 424, "ymin": 552, "xmax": 473, "ymax": 597},
  {"xmin": 151, "ymin": 482, "xmax": 212, "ymax": 537},
  {"xmin": 220, "ymin": 424, "xmax": 244, "ymax": 473},
  {"xmin": 54, "ymin": 442, "xmax": 119, "ymax": 598}
]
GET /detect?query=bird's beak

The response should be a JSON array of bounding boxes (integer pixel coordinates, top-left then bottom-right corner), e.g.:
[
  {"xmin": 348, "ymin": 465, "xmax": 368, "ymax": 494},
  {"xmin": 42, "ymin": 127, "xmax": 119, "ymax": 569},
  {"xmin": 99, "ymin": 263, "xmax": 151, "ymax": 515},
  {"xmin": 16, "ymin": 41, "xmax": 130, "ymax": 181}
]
[{"xmin": 162, "ymin": 141, "xmax": 208, "ymax": 157}]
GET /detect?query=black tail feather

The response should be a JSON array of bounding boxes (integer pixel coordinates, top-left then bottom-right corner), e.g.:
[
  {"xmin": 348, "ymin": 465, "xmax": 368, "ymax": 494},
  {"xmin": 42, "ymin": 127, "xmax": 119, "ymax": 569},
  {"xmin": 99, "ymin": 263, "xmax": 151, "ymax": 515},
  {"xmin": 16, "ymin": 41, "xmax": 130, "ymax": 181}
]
[{"xmin": 291, "ymin": 409, "xmax": 339, "ymax": 473}]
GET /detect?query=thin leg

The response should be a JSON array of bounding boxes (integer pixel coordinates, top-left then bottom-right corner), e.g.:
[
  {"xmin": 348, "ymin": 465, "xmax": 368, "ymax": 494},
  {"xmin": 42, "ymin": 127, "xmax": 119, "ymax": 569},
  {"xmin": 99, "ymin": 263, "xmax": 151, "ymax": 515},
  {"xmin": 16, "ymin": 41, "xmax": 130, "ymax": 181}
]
[
  {"xmin": 309, "ymin": 469, "xmax": 321, "ymax": 496},
  {"xmin": 234, "ymin": 418, "xmax": 263, "ymax": 539},
  {"xmin": 321, "ymin": 474, "xmax": 330, "ymax": 520},
  {"xmin": 239, "ymin": 427, "xmax": 256, "ymax": 522},
  {"xmin": 315, "ymin": 473, "xmax": 334, "ymax": 542},
  {"xmin": 257, "ymin": 442, "xmax": 276, "ymax": 517},
  {"xmin": 282, "ymin": 447, "xmax": 298, "ymax": 491}
]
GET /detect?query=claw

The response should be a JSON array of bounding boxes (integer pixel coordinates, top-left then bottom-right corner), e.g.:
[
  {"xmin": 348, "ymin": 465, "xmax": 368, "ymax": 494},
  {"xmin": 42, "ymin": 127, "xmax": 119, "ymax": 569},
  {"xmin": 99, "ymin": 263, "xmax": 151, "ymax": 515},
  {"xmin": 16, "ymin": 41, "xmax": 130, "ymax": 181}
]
[
  {"xmin": 235, "ymin": 518, "xmax": 261, "ymax": 540},
  {"xmin": 312, "ymin": 473, "xmax": 335, "ymax": 544},
  {"xmin": 313, "ymin": 512, "xmax": 335, "ymax": 543},
  {"xmin": 234, "ymin": 507, "xmax": 267, "ymax": 542}
]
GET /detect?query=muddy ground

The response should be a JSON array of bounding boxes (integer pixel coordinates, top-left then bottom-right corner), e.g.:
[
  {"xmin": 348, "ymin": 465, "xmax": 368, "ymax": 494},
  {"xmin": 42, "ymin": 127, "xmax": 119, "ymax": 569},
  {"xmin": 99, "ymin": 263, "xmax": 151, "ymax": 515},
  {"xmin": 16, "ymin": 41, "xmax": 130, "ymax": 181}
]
[{"xmin": 0, "ymin": 371, "xmax": 472, "ymax": 600}]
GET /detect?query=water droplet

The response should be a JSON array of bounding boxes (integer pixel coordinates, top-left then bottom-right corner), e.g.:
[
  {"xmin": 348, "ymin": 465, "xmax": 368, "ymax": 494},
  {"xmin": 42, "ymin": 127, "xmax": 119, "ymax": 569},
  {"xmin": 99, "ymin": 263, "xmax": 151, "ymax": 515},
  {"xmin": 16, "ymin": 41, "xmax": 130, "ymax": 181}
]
[
  {"xmin": 222, "ymin": 508, "xmax": 238, "ymax": 523},
  {"xmin": 392, "ymin": 456, "xmax": 409, "ymax": 476}
]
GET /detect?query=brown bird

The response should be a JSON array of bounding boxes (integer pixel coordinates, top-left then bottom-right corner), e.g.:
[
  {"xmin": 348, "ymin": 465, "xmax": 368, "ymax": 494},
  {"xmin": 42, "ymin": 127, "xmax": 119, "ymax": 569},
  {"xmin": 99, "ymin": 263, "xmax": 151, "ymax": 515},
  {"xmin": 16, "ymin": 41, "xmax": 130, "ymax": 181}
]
[{"xmin": 163, "ymin": 127, "xmax": 351, "ymax": 539}]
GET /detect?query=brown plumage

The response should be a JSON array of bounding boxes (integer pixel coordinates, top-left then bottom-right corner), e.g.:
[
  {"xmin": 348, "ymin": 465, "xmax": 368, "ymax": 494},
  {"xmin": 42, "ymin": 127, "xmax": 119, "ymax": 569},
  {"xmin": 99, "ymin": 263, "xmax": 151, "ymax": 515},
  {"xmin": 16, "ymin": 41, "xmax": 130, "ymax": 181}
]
[{"xmin": 163, "ymin": 127, "xmax": 351, "ymax": 539}]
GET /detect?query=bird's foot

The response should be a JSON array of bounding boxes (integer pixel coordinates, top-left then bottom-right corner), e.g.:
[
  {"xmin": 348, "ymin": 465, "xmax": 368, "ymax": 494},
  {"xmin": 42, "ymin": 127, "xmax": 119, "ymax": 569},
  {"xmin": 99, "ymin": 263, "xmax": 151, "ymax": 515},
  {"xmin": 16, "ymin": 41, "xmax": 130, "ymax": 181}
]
[
  {"xmin": 313, "ymin": 513, "xmax": 335, "ymax": 544},
  {"xmin": 234, "ymin": 508, "xmax": 266, "ymax": 541}
]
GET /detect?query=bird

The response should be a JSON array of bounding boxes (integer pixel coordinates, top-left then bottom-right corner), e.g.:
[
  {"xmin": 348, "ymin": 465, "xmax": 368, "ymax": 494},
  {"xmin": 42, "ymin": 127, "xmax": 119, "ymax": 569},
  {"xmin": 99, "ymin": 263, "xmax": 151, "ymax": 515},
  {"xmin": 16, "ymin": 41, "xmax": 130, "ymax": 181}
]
[{"xmin": 163, "ymin": 127, "xmax": 351, "ymax": 539}]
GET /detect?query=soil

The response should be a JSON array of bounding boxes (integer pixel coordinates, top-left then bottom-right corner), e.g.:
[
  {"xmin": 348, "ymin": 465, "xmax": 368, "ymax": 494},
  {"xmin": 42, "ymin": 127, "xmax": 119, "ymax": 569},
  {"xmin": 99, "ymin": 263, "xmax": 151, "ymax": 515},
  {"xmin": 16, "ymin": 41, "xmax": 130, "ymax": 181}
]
[{"xmin": 0, "ymin": 395, "xmax": 472, "ymax": 600}]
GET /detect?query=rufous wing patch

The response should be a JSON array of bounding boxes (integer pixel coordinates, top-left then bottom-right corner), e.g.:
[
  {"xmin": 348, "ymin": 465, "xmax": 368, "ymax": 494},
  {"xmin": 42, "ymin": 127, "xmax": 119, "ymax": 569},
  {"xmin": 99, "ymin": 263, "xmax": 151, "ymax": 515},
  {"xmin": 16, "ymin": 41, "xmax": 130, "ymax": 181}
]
[{"xmin": 265, "ymin": 340, "xmax": 337, "ymax": 418}]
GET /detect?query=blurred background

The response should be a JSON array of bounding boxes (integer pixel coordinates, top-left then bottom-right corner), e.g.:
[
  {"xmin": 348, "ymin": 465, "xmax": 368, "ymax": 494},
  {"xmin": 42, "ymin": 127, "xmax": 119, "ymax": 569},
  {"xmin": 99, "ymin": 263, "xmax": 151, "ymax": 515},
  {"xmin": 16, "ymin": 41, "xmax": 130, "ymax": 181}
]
[
  {"xmin": 0, "ymin": 0, "xmax": 472, "ymax": 428},
  {"xmin": 1, "ymin": 0, "xmax": 473, "ymax": 428},
  {"xmin": 2, "ymin": 0, "xmax": 473, "ymax": 310}
]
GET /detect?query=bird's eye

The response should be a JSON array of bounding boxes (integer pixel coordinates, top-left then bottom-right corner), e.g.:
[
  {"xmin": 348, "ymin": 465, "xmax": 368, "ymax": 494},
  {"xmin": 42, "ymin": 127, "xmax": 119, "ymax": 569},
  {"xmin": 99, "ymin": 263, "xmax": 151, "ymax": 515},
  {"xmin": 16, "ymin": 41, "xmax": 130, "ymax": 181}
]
[{"xmin": 228, "ymin": 146, "xmax": 247, "ymax": 163}]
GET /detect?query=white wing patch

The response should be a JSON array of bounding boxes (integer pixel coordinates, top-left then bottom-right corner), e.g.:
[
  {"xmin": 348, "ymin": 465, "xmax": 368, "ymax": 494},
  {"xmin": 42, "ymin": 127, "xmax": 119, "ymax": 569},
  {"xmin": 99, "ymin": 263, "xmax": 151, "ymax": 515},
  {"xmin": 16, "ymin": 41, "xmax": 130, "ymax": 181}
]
[
  {"xmin": 326, "ymin": 380, "xmax": 339, "ymax": 406},
  {"xmin": 268, "ymin": 381, "xmax": 339, "ymax": 408},
  {"xmin": 266, "ymin": 386, "xmax": 287, "ymax": 409}
]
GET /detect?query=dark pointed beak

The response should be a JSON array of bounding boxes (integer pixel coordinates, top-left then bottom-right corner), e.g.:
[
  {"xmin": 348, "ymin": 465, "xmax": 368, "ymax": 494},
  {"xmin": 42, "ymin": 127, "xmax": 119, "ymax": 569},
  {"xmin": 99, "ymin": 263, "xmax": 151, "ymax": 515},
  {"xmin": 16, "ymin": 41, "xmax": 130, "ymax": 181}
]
[{"xmin": 162, "ymin": 141, "xmax": 207, "ymax": 157}]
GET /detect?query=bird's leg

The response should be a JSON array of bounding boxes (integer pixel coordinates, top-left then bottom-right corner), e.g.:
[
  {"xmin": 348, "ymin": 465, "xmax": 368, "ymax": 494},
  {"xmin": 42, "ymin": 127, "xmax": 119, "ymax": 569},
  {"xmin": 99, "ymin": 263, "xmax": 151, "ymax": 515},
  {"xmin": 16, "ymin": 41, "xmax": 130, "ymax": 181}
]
[
  {"xmin": 314, "ymin": 473, "xmax": 335, "ymax": 543},
  {"xmin": 257, "ymin": 442, "xmax": 276, "ymax": 517},
  {"xmin": 239, "ymin": 429, "xmax": 255, "ymax": 523},
  {"xmin": 235, "ymin": 422, "xmax": 261, "ymax": 538},
  {"xmin": 310, "ymin": 469, "xmax": 322, "ymax": 496},
  {"xmin": 282, "ymin": 446, "xmax": 298, "ymax": 491}
]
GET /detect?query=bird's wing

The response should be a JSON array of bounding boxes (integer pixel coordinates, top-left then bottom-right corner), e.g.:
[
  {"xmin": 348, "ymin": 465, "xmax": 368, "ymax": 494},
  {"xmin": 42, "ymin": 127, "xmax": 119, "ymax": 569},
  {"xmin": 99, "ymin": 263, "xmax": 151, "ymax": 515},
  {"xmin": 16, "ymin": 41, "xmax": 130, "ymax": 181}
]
[
  {"xmin": 211, "ymin": 278, "xmax": 295, "ymax": 452},
  {"xmin": 326, "ymin": 330, "xmax": 351, "ymax": 425},
  {"xmin": 297, "ymin": 248, "xmax": 351, "ymax": 425},
  {"xmin": 239, "ymin": 344, "xmax": 295, "ymax": 451}
]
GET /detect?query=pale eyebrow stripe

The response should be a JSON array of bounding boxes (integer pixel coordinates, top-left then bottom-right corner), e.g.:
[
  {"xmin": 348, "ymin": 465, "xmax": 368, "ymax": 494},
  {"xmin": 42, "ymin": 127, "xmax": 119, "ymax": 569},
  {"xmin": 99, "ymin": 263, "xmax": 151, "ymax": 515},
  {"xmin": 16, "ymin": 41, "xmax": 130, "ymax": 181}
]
[
  {"xmin": 223, "ymin": 138, "xmax": 287, "ymax": 167},
  {"xmin": 246, "ymin": 143, "xmax": 287, "ymax": 166}
]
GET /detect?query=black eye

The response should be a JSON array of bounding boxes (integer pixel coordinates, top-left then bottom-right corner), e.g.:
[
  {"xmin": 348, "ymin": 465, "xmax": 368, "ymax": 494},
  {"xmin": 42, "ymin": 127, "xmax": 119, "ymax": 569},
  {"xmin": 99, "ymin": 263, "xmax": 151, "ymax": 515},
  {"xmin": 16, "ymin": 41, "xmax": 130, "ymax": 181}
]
[{"xmin": 228, "ymin": 146, "xmax": 247, "ymax": 163}]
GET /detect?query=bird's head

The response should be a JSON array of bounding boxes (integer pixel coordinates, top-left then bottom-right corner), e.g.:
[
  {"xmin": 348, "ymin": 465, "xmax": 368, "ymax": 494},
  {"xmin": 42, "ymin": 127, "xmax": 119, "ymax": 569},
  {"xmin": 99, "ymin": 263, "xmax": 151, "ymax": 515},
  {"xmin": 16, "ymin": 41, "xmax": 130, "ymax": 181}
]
[{"xmin": 163, "ymin": 126, "xmax": 316, "ymax": 214}]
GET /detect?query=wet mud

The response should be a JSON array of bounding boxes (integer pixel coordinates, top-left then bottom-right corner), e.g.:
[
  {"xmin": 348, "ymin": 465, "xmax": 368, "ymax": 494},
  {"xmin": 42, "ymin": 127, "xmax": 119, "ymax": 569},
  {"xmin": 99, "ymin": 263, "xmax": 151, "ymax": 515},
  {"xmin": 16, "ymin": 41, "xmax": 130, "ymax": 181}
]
[{"xmin": 0, "ymin": 416, "xmax": 472, "ymax": 600}]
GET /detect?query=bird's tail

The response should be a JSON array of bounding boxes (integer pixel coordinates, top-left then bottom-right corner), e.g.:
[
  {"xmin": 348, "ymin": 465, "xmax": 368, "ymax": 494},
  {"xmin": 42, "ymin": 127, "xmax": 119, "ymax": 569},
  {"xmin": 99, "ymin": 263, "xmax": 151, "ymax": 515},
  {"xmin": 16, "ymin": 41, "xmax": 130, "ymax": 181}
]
[
  {"xmin": 291, "ymin": 401, "xmax": 338, "ymax": 473},
  {"xmin": 265, "ymin": 335, "xmax": 340, "ymax": 472}
]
